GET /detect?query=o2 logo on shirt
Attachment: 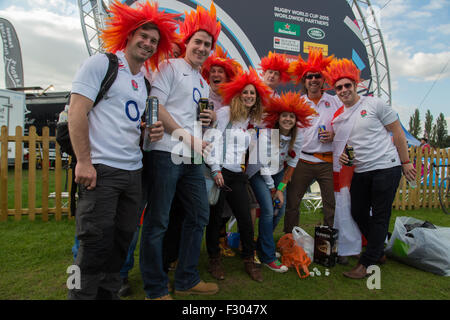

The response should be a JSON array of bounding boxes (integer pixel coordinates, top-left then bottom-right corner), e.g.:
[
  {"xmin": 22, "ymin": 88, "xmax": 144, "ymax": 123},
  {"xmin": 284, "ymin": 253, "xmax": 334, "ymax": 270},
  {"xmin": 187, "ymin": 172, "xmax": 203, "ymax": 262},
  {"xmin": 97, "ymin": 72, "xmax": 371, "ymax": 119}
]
[
  {"xmin": 125, "ymin": 100, "xmax": 140, "ymax": 122},
  {"xmin": 193, "ymin": 87, "xmax": 201, "ymax": 105}
]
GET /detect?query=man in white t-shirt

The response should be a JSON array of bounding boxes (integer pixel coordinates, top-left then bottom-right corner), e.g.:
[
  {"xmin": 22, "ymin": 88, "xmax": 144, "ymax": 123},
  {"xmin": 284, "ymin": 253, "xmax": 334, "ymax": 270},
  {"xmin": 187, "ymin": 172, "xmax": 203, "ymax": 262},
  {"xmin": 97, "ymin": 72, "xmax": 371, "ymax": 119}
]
[
  {"xmin": 325, "ymin": 58, "xmax": 416, "ymax": 279},
  {"xmin": 284, "ymin": 49, "xmax": 338, "ymax": 233},
  {"xmin": 139, "ymin": 3, "xmax": 221, "ymax": 300},
  {"xmin": 67, "ymin": 2, "xmax": 178, "ymax": 300}
]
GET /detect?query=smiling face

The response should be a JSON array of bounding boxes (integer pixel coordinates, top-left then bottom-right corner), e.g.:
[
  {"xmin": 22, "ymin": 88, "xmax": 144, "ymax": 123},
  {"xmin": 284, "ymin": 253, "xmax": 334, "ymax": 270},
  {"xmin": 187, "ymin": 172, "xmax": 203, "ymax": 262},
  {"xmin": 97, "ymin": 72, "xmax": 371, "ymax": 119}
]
[
  {"xmin": 240, "ymin": 84, "xmax": 257, "ymax": 108},
  {"xmin": 262, "ymin": 69, "xmax": 281, "ymax": 89},
  {"xmin": 278, "ymin": 112, "xmax": 296, "ymax": 133},
  {"xmin": 126, "ymin": 26, "xmax": 160, "ymax": 64},
  {"xmin": 184, "ymin": 30, "xmax": 213, "ymax": 69},
  {"xmin": 303, "ymin": 71, "xmax": 324, "ymax": 96},
  {"xmin": 209, "ymin": 65, "xmax": 227, "ymax": 93},
  {"xmin": 334, "ymin": 78, "xmax": 359, "ymax": 107}
]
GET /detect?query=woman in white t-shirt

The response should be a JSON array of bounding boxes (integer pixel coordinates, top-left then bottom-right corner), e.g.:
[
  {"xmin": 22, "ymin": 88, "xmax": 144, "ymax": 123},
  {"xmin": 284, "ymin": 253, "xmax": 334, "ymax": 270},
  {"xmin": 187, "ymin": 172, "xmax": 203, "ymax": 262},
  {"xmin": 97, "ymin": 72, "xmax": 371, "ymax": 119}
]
[
  {"xmin": 205, "ymin": 68, "xmax": 272, "ymax": 282},
  {"xmin": 249, "ymin": 91, "xmax": 316, "ymax": 273}
]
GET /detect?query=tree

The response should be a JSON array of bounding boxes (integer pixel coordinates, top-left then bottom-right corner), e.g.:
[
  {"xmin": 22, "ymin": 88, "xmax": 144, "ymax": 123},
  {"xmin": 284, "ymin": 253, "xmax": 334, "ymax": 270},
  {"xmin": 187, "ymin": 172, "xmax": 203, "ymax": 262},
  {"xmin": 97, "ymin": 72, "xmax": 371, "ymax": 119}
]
[
  {"xmin": 424, "ymin": 109, "xmax": 433, "ymax": 139},
  {"xmin": 434, "ymin": 113, "xmax": 448, "ymax": 148},
  {"xmin": 408, "ymin": 108, "xmax": 421, "ymax": 138}
]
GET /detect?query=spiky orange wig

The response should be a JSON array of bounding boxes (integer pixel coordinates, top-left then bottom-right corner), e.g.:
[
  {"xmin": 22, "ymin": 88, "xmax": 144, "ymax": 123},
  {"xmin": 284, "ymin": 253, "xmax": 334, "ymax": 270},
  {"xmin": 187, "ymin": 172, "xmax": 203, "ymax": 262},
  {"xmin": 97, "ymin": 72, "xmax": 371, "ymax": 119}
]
[
  {"xmin": 289, "ymin": 48, "xmax": 334, "ymax": 85},
  {"xmin": 100, "ymin": 0, "xmax": 180, "ymax": 71},
  {"xmin": 172, "ymin": 32, "xmax": 186, "ymax": 58},
  {"xmin": 180, "ymin": 1, "xmax": 221, "ymax": 48},
  {"xmin": 259, "ymin": 51, "xmax": 291, "ymax": 83},
  {"xmin": 263, "ymin": 91, "xmax": 317, "ymax": 129},
  {"xmin": 201, "ymin": 45, "xmax": 242, "ymax": 83},
  {"xmin": 323, "ymin": 58, "xmax": 361, "ymax": 87},
  {"xmin": 219, "ymin": 67, "xmax": 273, "ymax": 106}
]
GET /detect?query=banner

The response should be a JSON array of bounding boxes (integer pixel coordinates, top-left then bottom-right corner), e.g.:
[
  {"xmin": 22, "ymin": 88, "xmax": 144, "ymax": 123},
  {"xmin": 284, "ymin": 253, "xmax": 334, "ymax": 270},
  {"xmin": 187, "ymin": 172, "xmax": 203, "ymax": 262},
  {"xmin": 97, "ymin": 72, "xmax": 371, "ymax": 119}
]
[
  {"xmin": 0, "ymin": 17, "xmax": 24, "ymax": 88},
  {"xmin": 126, "ymin": 0, "xmax": 372, "ymax": 93}
]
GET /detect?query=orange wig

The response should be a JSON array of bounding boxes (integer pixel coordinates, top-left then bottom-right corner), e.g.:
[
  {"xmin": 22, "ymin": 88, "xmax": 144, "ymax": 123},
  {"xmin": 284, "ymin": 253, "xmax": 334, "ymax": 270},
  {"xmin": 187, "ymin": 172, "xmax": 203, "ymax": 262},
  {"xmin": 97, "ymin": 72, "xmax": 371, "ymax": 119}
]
[
  {"xmin": 323, "ymin": 58, "xmax": 361, "ymax": 87},
  {"xmin": 263, "ymin": 91, "xmax": 317, "ymax": 129},
  {"xmin": 289, "ymin": 48, "xmax": 334, "ymax": 85},
  {"xmin": 259, "ymin": 51, "xmax": 291, "ymax": 83},
  {"xmin": 201, "ymin": 45, "xmax": 242, "ymax": 83},
  {"xmin": 180, "ymin": 1, "xmax": 221, "ymax": 48},
  {"xmin": 100, "ymin": 0, "xmax": 180, "ymax": 71},
  {"xmin": 219, "ymin": 67, "xmax": 273, "ymax": 106}
]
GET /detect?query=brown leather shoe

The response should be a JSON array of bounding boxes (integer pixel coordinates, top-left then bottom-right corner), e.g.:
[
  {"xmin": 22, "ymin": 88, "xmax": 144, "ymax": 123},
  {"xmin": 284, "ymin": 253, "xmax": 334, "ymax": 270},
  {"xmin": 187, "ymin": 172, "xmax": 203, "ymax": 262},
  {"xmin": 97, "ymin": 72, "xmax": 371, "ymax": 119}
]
[
  {"xmin": 208, "ymin": 257, "xmax": 225, "ymax": 280},
  {"xmin": 343, "ymin": 264, "xmax": 368, "ymax": 279},
  {"xmin": 244, "ymin": 258, "xmax": 263, "ymax": 282},
  {"xmin": 174, "ymin": 281, "xmax": 219, "ymax": 295}
]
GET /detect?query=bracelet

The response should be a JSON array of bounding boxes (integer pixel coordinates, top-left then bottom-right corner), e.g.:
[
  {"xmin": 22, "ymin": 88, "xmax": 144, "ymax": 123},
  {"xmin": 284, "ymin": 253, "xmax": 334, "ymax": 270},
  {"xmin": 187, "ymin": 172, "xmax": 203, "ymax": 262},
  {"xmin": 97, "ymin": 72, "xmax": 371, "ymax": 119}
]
[
  {"xmin": 277, "ymin": 182, "xmax": 287, "ymax": 192},
  {"xmin": 401, "ymin": 160, "xmax": 411, "ymax": 165},
  {"xmin": 211, "ymin": 170, "xmax": 221, "ymax": 178}
]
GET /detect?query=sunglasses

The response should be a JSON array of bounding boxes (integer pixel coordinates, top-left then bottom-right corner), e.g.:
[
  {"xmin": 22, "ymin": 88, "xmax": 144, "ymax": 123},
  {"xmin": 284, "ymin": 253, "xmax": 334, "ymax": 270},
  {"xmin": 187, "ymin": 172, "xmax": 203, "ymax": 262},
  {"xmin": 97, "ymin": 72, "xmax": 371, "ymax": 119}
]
[
  {"xmin": 305, "ymin": 73, "xmax": 322, "ymax": 80},
  {"xmin": 335, "ymin": 83, "xmax": 353, "ymax": 91}
]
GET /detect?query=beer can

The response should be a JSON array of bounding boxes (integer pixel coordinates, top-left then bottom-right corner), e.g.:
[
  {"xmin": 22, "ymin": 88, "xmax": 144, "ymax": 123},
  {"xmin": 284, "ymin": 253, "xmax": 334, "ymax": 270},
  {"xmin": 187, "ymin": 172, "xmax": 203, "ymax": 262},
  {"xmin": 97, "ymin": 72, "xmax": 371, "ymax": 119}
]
[
  {"xmin": 197, "ymin": 98, "xmax": 209, "ymax": 120},
  {"xmin": 146, "ymin": 96, "xmax": 159, "ymax": 127},
  {"xmin": 318, "ymin": 125, "xmax": 326, "ymax": 139},
  {"xmin": 345, "ymin": 145, "xmax": 354, "ymax": 166}
]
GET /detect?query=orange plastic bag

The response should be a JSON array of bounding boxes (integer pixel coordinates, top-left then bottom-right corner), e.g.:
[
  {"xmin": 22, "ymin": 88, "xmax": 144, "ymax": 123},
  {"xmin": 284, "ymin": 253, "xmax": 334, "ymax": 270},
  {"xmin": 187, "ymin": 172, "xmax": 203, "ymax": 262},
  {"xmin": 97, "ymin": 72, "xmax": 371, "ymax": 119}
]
[{"xmin": 277, "ymin": 233, "xmax": 311, "ymax": 278}]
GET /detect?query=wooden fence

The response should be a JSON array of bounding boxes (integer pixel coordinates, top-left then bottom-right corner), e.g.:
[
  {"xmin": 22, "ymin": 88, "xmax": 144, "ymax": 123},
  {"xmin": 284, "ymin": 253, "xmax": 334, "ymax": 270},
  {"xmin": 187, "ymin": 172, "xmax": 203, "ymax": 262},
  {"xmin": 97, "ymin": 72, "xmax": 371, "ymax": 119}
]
[
  {"xmin": 393, "ymin": 146, "xmax": 449, "ymax": 210},
  {"xmin": 1, "ymin": 125, "xmax": 449, "ymax": 222},
  {"xmin": 0, "ymin": 125, "xmax": 74, "ymax": 221}
]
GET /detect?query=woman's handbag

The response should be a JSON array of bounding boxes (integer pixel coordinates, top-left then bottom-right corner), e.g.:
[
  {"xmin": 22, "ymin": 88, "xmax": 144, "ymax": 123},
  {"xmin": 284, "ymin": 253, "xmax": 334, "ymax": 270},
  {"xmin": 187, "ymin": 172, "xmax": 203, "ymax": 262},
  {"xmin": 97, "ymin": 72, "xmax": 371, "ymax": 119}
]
[{"xmin": 204, "ymin": 166, "xmax": 221, "ymax": 205}]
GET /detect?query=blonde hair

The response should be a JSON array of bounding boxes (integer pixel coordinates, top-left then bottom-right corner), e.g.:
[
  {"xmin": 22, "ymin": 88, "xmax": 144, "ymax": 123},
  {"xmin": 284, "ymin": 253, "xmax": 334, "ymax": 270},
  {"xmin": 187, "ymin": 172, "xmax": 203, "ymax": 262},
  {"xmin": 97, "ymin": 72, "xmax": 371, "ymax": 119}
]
[{"xmin": 229, "ymin": 94, "xmax": 263, "ymax": 124}]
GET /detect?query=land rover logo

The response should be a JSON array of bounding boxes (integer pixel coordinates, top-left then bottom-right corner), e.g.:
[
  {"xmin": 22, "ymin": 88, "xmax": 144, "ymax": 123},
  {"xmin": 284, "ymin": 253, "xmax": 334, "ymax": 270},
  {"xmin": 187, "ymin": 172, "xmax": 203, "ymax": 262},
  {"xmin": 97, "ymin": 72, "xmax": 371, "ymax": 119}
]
[{"xmin": 307, "ymin": 27, "xmax": 325, "ymax": 40}]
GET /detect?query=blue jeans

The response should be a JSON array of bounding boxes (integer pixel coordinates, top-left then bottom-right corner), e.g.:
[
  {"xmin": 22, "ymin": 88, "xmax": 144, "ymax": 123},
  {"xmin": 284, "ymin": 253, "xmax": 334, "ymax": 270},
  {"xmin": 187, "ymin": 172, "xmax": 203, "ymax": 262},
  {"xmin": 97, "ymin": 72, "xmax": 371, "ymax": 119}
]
[
  {"xmin": 139, "ymin": 151, "xmax": 210, "ymax": 299},
  {"xmin": 250, "ymin": 169, "xmax": 286, "ymax": 264}
]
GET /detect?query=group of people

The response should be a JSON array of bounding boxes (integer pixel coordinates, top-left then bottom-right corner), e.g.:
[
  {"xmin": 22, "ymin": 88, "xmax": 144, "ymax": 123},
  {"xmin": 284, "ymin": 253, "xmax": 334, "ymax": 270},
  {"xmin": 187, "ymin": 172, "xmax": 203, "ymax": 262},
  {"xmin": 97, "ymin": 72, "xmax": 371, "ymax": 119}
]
[{"xmin": 66, "ymin": 0, "xmax": 416, "ymax": 300}]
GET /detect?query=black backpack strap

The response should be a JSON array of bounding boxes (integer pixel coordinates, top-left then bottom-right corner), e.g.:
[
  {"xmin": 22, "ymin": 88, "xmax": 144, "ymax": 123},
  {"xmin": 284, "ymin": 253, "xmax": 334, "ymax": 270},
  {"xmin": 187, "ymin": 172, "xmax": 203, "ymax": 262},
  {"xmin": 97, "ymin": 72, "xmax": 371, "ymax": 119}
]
[{"xmin": 93, "ymin": 52, "xmax": 119, "ymax": 107}]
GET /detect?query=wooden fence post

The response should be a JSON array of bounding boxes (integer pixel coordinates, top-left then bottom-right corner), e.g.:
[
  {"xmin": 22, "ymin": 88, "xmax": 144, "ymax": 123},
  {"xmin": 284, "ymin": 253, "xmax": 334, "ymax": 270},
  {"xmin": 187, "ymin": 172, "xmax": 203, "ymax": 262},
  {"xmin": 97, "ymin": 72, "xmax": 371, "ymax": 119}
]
[
  {"xmin": 54, "ymin": 143, "xmax": 62, "ymax": 221},
  {"xmin": 28, "ymin": 126, "xmax": 37, "ymax": 220},
  {"xmin": 14, "ymin": 126, "xmax": 23, "ymax": 220},
  {"xmin": 0, "ymin": 126, "xmax": 8, "ymax": 221},
  {"xmin": 41, "ymin": 127, "xmax": 50, "ymax": 221}
]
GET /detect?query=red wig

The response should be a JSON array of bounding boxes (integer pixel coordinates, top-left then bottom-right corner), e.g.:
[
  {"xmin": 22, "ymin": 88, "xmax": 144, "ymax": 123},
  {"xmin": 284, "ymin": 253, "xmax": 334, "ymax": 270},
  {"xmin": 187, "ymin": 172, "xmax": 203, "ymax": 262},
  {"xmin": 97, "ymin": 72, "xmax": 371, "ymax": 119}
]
[
  {"xmin": 219, "ymin": 67, "xmax": 273, "ymax": 106},
  {"xmin": 201, "ymin": 45, "xmax": 242, "ymax": 83},
  {"xmin": 323, "ymin": 58, "xmax": 361, "ymax": 87},
  {"xmin": 100, "ymin": 0, "xmax": 180, "ymax": 71},
  {"xmin": 180, "ymin": 1, "xmax": 221, "ymax": 48},
  {"xmin": 172, "ymin": 32, "xmax": 186, "ymax": 58},
  {"xmin": 289, "ymin": 48, "xmax": 334, "ymax": 85},
  {"xmin": 264, "ymin": 91, "xmax": 317, "ymax": 129},
  {"xmin": 259, "ymin": 51, "xmax": 291, "ymax": 83}
]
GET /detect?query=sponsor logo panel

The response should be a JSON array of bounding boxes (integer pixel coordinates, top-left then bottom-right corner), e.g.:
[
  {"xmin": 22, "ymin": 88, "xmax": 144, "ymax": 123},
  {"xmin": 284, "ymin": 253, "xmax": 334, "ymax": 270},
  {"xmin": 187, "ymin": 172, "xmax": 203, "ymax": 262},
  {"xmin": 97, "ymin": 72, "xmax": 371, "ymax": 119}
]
[
  {"xmin": 307, "ymin": 27, "xmax": 325, "ymax": 40},
  {"xmin": 274, "ymin": 21, "xmax": 300, "ymax": 36},
  {"xmin": 303, "ymin": 41, "xmax": 328, "ymax": 56},
  {"xmin": 274, "ymin": 36, "xmax": 300, "ymax": 52}
]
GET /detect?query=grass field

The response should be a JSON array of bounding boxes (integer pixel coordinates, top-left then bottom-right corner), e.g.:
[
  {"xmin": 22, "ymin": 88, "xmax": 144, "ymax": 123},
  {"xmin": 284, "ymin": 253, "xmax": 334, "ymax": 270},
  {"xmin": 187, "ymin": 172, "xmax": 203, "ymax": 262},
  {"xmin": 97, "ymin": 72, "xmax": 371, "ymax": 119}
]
[{"xmin": 0, "ymin": 206, "xmax": 449, "ymax": 301}]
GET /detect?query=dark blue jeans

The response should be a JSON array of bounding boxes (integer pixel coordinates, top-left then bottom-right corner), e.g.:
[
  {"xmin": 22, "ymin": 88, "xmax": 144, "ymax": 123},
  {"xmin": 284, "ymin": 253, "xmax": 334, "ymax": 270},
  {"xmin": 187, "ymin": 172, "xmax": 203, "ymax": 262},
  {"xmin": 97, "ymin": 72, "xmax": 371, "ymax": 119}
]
[
  {"xmin": 250, "ymin": 170, "xmax": 286, "ymax": 264},
  {"xmin": 350, "ymin": 166, "xmax": 402, "ymax": 267},
  {"xmin": 139, "ymin": 151, "xmax": 209, "ymax": 299}
]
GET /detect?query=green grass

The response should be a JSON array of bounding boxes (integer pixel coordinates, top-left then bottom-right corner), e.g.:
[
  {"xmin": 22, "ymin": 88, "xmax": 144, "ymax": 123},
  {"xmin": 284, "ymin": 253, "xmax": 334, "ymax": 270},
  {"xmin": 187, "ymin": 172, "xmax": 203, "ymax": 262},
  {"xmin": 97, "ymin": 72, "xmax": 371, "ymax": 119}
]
[
  {"xmin": 6, "ymin": 168, "xmax": 70, "ymax": 209},
  {"xmin": 1, "ymin": 207, "xmax": 449, "ymax": 300}
]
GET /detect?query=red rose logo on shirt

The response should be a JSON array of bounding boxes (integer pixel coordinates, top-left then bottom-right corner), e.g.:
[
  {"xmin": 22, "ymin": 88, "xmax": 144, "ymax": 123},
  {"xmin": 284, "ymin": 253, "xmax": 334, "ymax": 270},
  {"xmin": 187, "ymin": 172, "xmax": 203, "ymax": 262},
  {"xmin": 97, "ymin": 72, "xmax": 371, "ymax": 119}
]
[
  {"xmin": 131, "ymin": 80, "xmax": 138, "ymax": 91},
  {"xmin": 325, "ymin": 101, "xmax": 330, "ymax": 107},
  {"xmin": 289, "ymin": 150, "xmax": 296, "ymax": 158},
  {"xmin": 361, "ymin": 110, "xmax": 367, "ymax": 118}
]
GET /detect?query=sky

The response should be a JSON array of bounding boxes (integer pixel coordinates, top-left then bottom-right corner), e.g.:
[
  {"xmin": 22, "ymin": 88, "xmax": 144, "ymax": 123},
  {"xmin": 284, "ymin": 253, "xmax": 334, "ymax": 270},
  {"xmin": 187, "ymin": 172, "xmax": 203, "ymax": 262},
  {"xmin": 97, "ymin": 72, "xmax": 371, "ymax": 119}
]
[{"xmin": 0, "ymin": 0, "xmax": 449, "ymax": 131}]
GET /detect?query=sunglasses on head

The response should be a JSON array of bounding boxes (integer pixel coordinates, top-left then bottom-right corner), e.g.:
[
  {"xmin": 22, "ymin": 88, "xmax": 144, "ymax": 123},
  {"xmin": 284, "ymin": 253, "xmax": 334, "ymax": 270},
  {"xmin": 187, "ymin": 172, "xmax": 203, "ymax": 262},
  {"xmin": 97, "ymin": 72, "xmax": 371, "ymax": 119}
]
[
  {"xmin": 335, "ymin": 83, "xmax": 353, "ymax": 91},
  {"xmin": 305, "ymin": 73, "xmax": 322, "ymax": 80}
]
